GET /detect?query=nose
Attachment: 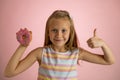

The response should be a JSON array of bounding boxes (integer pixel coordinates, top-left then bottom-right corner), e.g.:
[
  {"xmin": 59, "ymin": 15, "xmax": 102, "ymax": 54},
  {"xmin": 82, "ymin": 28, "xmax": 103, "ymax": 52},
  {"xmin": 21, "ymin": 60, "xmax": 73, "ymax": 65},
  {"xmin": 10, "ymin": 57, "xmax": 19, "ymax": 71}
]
[{"xmin": 56, "ymin": 31, "xmax": 62, "ymax": 38}]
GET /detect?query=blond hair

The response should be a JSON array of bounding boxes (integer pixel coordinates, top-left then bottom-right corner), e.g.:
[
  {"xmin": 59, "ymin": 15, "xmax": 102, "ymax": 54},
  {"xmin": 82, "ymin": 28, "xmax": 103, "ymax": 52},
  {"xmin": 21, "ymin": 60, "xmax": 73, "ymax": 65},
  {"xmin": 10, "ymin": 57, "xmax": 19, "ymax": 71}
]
[{"xmin": 44, "ymin": 10, "xmax": 79, "ymax": 50}]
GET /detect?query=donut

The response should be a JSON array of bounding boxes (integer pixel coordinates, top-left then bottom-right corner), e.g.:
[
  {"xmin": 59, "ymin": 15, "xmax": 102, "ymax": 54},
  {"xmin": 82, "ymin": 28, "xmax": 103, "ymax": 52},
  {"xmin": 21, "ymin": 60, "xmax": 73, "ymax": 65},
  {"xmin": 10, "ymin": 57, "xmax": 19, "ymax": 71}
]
[{"xmin": 16, "ymin": 28, "xmax": 31, "ymax": 46}]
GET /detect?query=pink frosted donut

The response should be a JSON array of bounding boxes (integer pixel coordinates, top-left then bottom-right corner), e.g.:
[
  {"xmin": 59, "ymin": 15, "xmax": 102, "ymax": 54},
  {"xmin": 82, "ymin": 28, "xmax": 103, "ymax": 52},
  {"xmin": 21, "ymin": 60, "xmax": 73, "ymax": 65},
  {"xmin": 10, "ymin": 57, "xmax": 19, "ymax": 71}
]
[{"xmin": 16, "ymin": 28, "xmax": 31, "ymax": 46}]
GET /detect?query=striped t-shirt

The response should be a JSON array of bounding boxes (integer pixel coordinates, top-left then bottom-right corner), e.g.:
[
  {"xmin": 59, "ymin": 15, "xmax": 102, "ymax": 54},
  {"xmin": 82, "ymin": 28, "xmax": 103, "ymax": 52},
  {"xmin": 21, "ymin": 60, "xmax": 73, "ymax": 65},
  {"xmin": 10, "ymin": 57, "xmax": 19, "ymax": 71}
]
[{"xmin": 38, "ymin": 47, "xmax": 79, "ymax": 80}]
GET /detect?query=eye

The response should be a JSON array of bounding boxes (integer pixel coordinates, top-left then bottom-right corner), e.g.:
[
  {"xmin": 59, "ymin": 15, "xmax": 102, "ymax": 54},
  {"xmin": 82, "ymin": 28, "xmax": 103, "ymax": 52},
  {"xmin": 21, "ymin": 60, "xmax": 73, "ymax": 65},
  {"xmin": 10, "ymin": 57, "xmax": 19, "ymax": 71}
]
[
  {"xmin": 51, "ymin": 29, "xmax": 58, "ymax": 33},
  {"xmin": 62, "ymin": 29, "xmax": 67, "ymax": 33}
]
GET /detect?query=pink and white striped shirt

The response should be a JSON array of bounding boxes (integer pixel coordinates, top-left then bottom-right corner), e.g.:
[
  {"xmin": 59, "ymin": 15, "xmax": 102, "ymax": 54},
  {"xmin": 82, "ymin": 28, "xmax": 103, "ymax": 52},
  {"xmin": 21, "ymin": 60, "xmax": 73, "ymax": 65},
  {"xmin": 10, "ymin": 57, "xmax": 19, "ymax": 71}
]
[{"xmin": 38, "ymin": 47, "xmax": 79, "ymax": 80}]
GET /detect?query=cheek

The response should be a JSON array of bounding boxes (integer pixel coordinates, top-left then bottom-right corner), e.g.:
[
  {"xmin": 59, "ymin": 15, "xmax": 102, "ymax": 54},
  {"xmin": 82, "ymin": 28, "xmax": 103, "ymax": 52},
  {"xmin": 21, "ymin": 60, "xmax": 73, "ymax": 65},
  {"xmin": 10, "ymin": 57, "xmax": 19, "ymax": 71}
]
[
  {"xmin": 65, "ymin": 32, "xmax": 70, "ymax": 39},
  {"xmin": 49, "ymin": 33, "xmax": 54, "ymax": 39}
]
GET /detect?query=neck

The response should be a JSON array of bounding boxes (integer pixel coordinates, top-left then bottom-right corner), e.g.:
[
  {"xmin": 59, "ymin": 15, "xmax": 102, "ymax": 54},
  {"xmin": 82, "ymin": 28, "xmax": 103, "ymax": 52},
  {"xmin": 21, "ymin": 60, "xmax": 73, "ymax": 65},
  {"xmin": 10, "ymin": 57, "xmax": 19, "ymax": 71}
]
[{"xmin": 50, "ymin": 45, "xmax": 67, "ymax": 52}]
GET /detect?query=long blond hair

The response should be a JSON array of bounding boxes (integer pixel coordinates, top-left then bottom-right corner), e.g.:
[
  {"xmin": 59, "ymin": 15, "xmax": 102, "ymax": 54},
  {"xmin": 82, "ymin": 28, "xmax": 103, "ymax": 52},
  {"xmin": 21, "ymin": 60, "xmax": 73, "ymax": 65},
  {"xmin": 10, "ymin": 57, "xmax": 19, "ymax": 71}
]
[{"xmin": 44, "ymin": 10, "xmax": 79, "ymax": 50}]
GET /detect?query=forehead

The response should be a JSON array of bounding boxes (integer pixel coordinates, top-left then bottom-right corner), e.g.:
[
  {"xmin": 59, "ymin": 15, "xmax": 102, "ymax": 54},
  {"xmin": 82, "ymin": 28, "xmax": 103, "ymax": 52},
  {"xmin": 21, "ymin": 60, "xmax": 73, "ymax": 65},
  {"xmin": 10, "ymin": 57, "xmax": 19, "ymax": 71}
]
[{"xmin": 48, "ymin": 18, "xmax": 71, "ymax": 29}]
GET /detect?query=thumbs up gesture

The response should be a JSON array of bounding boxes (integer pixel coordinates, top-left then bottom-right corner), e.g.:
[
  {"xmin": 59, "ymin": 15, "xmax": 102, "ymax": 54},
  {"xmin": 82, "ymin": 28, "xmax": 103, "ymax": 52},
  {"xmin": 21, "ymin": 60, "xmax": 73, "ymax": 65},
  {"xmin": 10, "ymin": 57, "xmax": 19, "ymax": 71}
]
[{"xmin": 87, "ymin": 29, "xmax": 105, "ymax": 48}]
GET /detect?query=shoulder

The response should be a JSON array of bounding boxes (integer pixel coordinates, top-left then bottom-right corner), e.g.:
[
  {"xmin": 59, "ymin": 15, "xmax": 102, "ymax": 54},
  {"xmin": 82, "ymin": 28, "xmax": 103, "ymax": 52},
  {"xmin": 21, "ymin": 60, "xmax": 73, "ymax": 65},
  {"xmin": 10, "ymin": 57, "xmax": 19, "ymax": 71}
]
[
  {"xmin": 30, "ymin": 47, "xmax": 43, "ymax": 54},
  {"xmin": 29, "ymin": 47, "xmax": 44, "ymax": 60},
  {"xmin": 77, "ymin": 47, "xmax": 90, "ymax": 60},
  {"xmin": 71, "ymin": 48, "xmax": 79, "ymax": 53}
]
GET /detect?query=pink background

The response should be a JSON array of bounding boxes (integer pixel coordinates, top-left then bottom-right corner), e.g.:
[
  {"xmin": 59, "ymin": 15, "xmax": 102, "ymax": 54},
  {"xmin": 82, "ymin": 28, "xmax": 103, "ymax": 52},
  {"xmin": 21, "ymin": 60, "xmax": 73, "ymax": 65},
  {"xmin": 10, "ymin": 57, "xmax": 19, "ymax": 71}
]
[{"xmin": 0, "ymin": 0, "xmax": 120, "ymax": 80}]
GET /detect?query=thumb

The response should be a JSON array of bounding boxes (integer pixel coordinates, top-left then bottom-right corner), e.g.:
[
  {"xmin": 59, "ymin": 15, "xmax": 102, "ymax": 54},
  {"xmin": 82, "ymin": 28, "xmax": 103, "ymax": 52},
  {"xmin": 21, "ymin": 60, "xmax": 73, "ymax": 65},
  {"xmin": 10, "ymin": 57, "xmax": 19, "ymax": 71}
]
[
  {"xmin": 93, "ymin": 28, "xmax": 97, "ymax": 37},
  {"xmin": 29, "ymin": 31, "xmax": 32, "ymax": 34}
]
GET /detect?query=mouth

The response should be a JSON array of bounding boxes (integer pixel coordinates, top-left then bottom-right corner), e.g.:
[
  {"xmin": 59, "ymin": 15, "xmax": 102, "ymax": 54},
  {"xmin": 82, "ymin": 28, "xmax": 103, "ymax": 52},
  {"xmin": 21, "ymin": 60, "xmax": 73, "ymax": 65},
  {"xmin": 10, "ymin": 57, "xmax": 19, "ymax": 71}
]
[{"xmin": 54, "ymin": 39, "xmax": 63, "ymax": 42}]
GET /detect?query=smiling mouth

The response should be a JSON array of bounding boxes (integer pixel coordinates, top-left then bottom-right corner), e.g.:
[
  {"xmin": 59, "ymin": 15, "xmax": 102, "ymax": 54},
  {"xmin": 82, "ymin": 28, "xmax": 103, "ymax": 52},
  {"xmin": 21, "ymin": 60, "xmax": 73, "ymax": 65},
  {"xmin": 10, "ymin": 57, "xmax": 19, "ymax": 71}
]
[{"xmin": 54, "ymin": 39, "xmax": 63, "ymax": 42}]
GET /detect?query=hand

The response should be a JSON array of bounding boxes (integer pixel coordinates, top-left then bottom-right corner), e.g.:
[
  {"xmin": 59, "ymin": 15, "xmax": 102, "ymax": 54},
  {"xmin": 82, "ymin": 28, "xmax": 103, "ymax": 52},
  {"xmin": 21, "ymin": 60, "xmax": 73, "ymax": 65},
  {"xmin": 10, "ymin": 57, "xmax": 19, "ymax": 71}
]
[
  {"xmin": 87, "ymin": 29, "xmax": 105, "ymax": 48},
  {"xmin": 16, "ymin": 28, "xmax": 32, "ymax": 46}
]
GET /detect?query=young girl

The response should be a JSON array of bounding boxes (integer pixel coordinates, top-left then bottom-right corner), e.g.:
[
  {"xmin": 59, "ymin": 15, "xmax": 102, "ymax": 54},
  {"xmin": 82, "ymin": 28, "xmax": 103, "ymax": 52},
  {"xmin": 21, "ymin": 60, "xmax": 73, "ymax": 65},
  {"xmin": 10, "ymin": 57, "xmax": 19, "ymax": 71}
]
[{"xmin": 4, "ymin": 10, "xmax": 115, "ymax": 80}]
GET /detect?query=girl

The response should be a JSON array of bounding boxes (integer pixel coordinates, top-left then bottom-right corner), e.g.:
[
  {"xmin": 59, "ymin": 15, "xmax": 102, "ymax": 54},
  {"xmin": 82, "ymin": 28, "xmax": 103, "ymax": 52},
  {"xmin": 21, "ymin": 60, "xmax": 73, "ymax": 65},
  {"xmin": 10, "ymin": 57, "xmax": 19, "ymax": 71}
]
[{"xmin": 4, "ymin": 10, "xmax": 115, "ymax": 80}]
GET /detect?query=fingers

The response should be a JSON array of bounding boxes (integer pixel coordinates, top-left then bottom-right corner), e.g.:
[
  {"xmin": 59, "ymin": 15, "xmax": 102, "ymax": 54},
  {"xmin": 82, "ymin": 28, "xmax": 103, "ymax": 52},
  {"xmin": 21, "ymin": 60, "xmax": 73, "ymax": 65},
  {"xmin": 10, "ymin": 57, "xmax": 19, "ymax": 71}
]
[
  {"xmin": 87, "ymin": 39, "xmax": 94, "ymax": 48},
  {"xmin": 93, "ymin": 28, "xmax": 97, "ymax": 37},
  {"xmin": 87, "ymin": 28, "xmax": 103, "ymax": 48},
  {"xmin": 29, "ymin": 31, "xmax": 32, "ymax": 34},
  {"xmin": 29, "ymin": 31, "xmax": 32, "ymax": 41}
]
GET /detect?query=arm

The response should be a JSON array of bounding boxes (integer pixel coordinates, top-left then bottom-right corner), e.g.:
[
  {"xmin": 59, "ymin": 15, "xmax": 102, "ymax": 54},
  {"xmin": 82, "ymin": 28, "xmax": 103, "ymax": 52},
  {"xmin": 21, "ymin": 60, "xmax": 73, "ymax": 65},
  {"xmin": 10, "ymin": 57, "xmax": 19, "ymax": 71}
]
[
  {"xmin": 4, "ymin": 28, "xmax": 42, "ymax": 77},
  {"xmin": 4, "ymin": 45, "xmax": 42, "ymax": 77},
  {"xmin": 78, "ymin": 29, "xmax": 115, "ymax": 65}
]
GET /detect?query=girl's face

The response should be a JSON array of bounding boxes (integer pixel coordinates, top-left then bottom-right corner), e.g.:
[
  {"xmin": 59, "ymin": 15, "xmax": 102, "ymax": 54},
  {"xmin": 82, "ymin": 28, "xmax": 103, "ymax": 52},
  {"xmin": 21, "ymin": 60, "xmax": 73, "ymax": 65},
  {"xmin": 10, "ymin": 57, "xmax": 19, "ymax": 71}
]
[{"xmin": 48, "ymin": 18, "xmax": 70, "ymax": 48}]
